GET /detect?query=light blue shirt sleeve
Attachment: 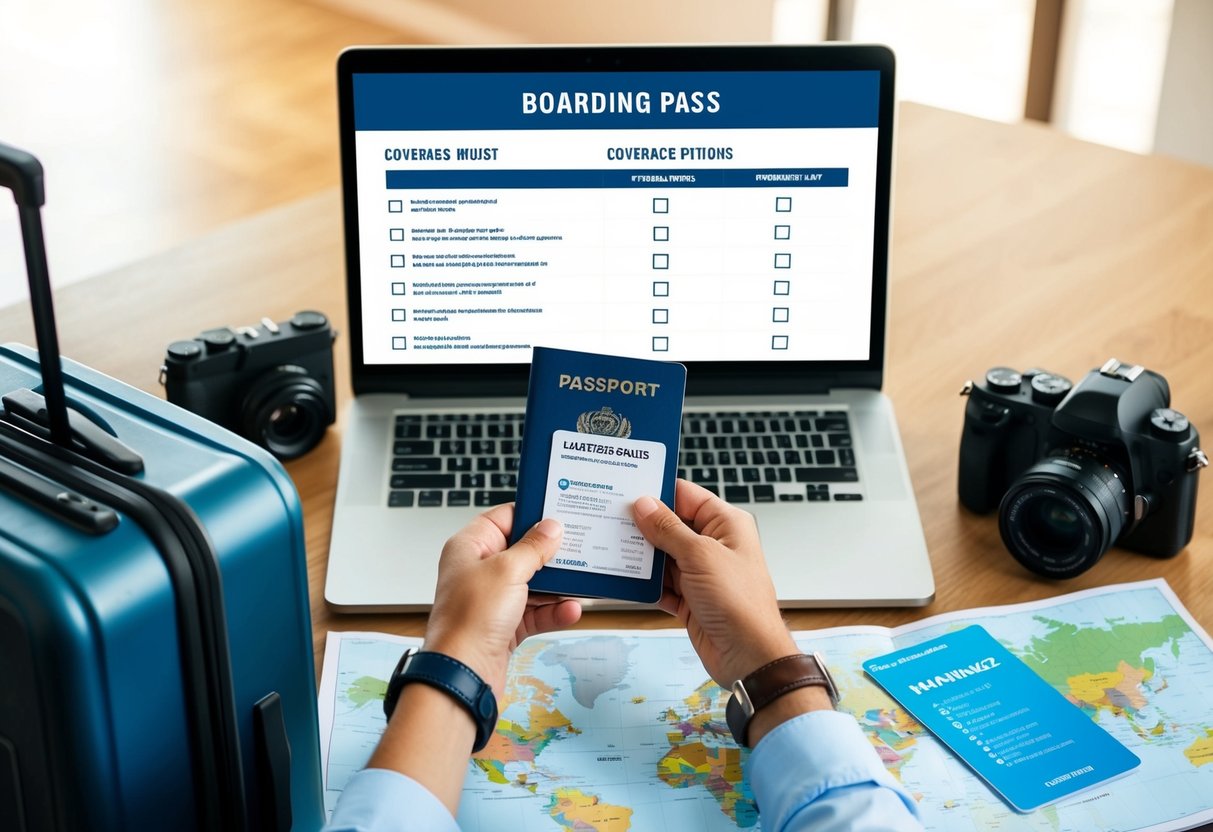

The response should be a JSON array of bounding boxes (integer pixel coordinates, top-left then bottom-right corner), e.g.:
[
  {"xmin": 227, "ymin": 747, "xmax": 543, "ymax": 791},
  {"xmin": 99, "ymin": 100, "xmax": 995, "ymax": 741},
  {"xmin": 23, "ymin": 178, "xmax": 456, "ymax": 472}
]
[
  {"xmin": 323, "ymin": 767, "xmax": 458, "ymax": 832},
  {"xmin": 748, "ymin": 709, "xmax": 924, "ymax": 832}
]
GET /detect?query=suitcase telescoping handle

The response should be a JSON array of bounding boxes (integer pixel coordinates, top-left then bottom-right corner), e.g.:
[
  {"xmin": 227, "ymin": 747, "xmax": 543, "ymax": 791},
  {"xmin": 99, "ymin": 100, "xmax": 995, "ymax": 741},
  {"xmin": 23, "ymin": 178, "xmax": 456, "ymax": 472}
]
[
  {"xmin": 0, "ymin": 141, "xmax": 71, "ymax": 447},
  {"xmin": 1, "ymin": 142, "xmax": 144, "ymax": 475}
]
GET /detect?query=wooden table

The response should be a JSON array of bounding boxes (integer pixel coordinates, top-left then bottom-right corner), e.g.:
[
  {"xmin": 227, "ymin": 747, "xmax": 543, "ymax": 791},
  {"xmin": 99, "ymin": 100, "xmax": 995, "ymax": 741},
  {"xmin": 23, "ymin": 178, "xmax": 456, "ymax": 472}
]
[{"xmin": 3, "ymin": 103, "xmax": 1212, "ymax": 673}]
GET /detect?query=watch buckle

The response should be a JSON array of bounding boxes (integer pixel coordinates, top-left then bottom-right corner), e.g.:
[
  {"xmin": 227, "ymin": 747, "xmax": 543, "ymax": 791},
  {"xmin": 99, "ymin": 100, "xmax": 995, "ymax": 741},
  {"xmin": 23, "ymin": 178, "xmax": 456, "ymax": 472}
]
[
  {"xmin": 812, "ymin": 651, "xmax": 841, "ymax": 705},
  {"xmin": 730, "ymin": 678, "xmax": 755, "ymax": 719}
]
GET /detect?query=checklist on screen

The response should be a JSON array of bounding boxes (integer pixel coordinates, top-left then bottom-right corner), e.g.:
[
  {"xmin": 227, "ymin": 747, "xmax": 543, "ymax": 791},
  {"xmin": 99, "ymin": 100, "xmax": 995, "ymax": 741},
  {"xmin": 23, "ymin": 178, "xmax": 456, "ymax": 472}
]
[{"xmin": 353, "ymin": 70, "xmax": 879, "ymax": 365}]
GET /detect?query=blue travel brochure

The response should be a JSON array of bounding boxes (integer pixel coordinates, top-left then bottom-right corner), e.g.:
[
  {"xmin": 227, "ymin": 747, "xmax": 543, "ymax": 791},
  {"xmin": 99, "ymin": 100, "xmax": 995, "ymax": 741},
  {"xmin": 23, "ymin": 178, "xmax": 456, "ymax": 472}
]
[
  {"xmin": 512, "ymin": 346, "xmax": 686, "ymax": 603},
  {"xmin": 864, "ymin": 624, "xmax": 1140, "ymax": 812}
]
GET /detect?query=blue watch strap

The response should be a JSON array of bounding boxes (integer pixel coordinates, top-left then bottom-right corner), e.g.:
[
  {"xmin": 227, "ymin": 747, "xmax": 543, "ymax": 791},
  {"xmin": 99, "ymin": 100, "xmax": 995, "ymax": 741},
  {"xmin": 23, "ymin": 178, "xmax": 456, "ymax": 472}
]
[{"xmin": 383, "ymin": 649, "xmax": 499, "ymax": 752}]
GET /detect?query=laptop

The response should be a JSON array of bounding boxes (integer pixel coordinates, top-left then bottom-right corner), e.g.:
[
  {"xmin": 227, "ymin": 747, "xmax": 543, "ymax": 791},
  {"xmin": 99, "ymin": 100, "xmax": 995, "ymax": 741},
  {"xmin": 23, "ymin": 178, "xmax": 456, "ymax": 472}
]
[{"xmin": 326, "ymin": 44, "xmax": 934, "ymax": 611}]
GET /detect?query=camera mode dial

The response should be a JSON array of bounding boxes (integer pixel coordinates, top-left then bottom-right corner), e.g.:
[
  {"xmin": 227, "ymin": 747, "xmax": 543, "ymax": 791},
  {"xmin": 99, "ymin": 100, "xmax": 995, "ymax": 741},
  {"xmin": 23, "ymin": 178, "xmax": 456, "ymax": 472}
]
[
  {"xmin": 290, "ymin": 311, "xmax": 328, "ymax": 331},
  {"xmin": 985, "ymin": 367, "xmax": 1022, "ymax": 393},
  {"xmin": 201, "ymin": 328, "xmax": 237, "ymax": 352},
  {"xmin": 166, "ymin": 341, "xmax": 202, "ymax": 361},
  {"xmin": 1029, "ymin": 372, "xmax": 1072, "ymax": 406},
  {"xmin": 1149, "ymin": 408, "xmax": 1190, "ymax": 442}
]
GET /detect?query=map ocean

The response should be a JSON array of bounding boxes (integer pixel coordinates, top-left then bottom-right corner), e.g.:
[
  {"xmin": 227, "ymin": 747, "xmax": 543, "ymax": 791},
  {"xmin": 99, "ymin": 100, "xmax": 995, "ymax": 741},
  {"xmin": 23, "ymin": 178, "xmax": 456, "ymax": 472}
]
[{"xmin": 318, "ymin": 580, "xmax": 1213, "ymax": 831}]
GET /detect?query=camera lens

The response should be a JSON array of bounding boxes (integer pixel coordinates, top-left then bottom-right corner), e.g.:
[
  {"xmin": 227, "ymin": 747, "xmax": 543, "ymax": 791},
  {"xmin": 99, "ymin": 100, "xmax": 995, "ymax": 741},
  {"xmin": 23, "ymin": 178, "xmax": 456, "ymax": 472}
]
[
  {"xmin": 1023, "ymin": 497, "xmax": 1085, "ymax": 552},
  {"xmin": 998, "ymin": 449, "xmax": 1131, "ymax": 578},
  {"xmin": 241, "ymin": 365, "xmax": 333, "ymax": 460}
]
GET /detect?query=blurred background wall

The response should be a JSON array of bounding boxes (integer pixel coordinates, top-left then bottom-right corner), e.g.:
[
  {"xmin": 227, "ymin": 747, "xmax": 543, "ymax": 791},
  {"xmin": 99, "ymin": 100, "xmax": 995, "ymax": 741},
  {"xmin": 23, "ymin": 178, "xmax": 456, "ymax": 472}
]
[{"xmin": 1, "ymin": 0, "xmax": 1209, "ymax": 310}]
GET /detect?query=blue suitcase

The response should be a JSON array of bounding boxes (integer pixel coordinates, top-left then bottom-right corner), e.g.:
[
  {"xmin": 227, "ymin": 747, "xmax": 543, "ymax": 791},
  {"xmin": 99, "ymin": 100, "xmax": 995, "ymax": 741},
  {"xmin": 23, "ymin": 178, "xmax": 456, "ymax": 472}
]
[{"xmin": 0, "ymin": 143, "xmax": 324, "ymax": 829}]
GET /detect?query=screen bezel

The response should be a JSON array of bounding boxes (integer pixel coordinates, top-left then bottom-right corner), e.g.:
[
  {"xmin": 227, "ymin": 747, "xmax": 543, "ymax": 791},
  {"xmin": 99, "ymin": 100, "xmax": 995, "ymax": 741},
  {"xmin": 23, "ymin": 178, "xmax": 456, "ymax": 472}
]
[{"xmin": 337, "ymin": 44, "xmax": 895, "ymax": 397}]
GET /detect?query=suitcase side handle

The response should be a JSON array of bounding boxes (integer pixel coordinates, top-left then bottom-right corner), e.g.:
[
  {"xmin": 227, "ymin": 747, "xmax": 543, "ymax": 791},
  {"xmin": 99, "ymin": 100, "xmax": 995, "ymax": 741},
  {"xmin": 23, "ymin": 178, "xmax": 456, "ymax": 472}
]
[
  {"xmin": 253, "ymin": 692, "xmax": 293, "ymax": 832},
  {"xmin": 0, "ymin": 455, "xmax": 120, "ymax": 534},
  {"xmin": 0, "ymin": 141, "xmax": 71, "ymax": 448}
]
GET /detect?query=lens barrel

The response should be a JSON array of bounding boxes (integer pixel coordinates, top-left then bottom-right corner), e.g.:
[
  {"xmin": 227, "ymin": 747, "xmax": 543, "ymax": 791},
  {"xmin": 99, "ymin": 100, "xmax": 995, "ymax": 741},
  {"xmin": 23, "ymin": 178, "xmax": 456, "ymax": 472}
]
[
  {"xmin": 241, "ymin": 365, "xmax": 333, "ymax": 460},
  {"xmin": 998, "ymin": 449, "xmax": 1131, "ymax": 578}
]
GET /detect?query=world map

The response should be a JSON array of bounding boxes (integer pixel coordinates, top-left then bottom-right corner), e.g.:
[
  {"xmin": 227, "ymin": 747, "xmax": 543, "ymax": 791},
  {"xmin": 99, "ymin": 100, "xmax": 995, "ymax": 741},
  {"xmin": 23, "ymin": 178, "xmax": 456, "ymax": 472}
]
[{"xmin": 318, "ymin": 579, "xmax": 1213, "ymax": 831}]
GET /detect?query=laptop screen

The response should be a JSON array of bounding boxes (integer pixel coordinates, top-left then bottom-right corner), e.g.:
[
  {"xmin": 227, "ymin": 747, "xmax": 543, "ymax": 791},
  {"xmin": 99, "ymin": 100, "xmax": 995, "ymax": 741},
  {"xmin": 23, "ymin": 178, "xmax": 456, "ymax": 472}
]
[{"xmin": 338, "ymin": 46, "xmax": 894, "ymax": 395}]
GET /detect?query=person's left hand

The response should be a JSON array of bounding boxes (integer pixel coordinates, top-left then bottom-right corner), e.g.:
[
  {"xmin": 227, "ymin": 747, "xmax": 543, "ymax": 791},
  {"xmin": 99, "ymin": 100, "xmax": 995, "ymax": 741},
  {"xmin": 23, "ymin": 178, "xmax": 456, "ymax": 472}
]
[{"xmin": 422, "ymin": 504, "xmax": 583, "ymax": 694}]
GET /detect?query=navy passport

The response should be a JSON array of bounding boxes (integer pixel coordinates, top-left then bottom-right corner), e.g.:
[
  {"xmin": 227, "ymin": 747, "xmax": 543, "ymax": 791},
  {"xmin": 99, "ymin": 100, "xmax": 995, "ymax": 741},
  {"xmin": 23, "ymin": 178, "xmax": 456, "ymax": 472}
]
[{"xmin": 512, "ymin": 346, "xmax": 686, "ymax": 603}]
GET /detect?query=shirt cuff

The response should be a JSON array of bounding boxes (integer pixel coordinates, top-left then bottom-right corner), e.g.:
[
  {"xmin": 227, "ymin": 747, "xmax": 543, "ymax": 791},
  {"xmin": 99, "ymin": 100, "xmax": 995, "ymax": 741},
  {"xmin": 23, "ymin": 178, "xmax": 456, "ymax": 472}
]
[
  {"xmin": 748, "ymin": 709, "xmax": 920, "ymax": 830},
  {"xmin": 324, "ymin": 767, "xmax": 459, "ymax": 832}
]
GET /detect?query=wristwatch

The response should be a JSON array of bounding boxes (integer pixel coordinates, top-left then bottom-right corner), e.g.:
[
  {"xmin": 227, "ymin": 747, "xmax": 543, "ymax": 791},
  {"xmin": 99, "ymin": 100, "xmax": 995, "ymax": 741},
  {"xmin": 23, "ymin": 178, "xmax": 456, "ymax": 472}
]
[
  {"xmin": 383, "ymin": 648, "xmax": 499, "ymax": 752},
  {"xmin": 725, "ymin": 652, "xmax": 839, "ymax": 747}
]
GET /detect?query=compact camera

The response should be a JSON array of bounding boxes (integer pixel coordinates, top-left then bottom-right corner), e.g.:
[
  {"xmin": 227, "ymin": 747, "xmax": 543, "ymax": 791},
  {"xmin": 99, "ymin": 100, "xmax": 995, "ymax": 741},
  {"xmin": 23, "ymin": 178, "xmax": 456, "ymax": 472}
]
[
  {"xmin": 958, "ymin": 359, "xmax": 1207, "ymax": 578},
  {"xmin": 161, "ymin": 311, "xmax": 337, "ymax": 460}
]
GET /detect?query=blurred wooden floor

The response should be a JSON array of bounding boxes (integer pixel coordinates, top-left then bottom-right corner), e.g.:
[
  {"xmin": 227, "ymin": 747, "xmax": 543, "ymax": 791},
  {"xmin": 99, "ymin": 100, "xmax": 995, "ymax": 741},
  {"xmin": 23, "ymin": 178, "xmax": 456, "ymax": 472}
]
[{"xmin": 0, "ymin": 0, "xmax": 414, "ymax": 310}]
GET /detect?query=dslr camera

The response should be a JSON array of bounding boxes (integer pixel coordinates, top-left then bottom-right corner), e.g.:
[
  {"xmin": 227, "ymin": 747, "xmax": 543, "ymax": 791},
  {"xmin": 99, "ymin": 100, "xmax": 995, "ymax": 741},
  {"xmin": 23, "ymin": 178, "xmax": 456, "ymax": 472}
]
[
  {"xmin": 958, "ymin": 359, "xmax": 1207, "ymax": 578},
  {"xmin": 161, "ymin": 311, "xmax": 336, "ymax": 460}
]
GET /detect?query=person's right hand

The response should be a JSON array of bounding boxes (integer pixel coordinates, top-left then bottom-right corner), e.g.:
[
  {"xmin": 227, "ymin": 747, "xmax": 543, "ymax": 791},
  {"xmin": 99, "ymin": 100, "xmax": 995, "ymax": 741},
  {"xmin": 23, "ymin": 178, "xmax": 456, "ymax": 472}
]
[{"xmin": 632, "ymin": 479, "xmax": 799, "ymax": 686}]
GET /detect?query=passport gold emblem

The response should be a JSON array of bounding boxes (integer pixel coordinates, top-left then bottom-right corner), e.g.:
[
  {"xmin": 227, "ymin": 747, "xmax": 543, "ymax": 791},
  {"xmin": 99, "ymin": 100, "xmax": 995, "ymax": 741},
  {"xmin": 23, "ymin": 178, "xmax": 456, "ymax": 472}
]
[{"xmin": 576, "ymin": 406, "xmax": 632, "ymax": 438}]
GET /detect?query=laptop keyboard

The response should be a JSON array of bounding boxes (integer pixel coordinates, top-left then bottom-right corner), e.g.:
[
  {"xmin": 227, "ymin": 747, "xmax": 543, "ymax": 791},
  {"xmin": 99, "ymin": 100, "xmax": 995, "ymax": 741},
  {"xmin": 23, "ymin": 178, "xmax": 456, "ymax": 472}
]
[
  {"xmin": 386, "ymin": 409, "xmax": 860, "ymax": 508},
  {"xmin": 679, "ymin": 410, "xmax": 860, "ymax": 503},
  {"xmin": 388, "ymin": 412, "xmax": 524, "ymax": 509}
]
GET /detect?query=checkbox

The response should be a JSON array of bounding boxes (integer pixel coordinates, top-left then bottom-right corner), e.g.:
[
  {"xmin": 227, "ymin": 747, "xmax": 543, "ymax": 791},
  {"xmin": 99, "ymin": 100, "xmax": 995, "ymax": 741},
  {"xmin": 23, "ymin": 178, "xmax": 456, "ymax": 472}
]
[
  {"xmin": 772, "ymin": 335, "xmax": 789, "ymax": 350},
  {"xmin": 391, "ymin": 282, "xmax": 406, "ymax": 295},
  {"xmin": 772, "ymin": 307, "xmax": 789, "ymax": 322},
  {"xmin": 388, "ymin": 200, "xmax": 403, "ymax": 213},
  {"xmin": 774, "ymin": 225, "xmax": 791, "ymax": 240},
  {"xmin": 391, "ymin": 336, "xmax": 407, "ymax": 350},
  {"xmin": 652, "ymin": 253, "xmax": 669, "ymax": 270},
  {"xmin": 773, "ymin": 280, "xmax": 790, "ymax": 296},
  {"xmin": 653, "ymin": 197, "xmax": 669, "ymax": 214},
  {"xmin": 391, "ymin": 254, "xmax": 406, "ymax": 268},
  {"xmin": 775, "ymin": 197, "xmax": 792, "ymax": 212},
  {"xmin": 653, "ymin": 281, "xmax": 669, "ymax": 297},
  {"xmin": 653, "ymin": 226, "xmax": 669, "ymax": 242},
  {"xmin": 774, "ymin": 253, "xmax": 791, "ymax": 269},
  {"xmin": 389, "ymin": 228, "xmax": 405, "ymax": 242},
  {"xmin": 652, "ymin": 336, "xmax": 669, "ymax": 352},
  {"xmin": 652, "ymin": 308, "xmax": 669, "ymax": 324},
  {"xmin": 392, "ymin": 308, "xmax": 406, "ymax": 322}
]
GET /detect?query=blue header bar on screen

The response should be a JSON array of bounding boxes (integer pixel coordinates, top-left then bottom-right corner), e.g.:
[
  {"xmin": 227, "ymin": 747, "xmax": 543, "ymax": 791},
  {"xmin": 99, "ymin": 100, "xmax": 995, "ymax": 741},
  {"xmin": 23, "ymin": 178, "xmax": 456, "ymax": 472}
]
[
  {"xmin": 385, "ymin": 168, "xmax": 849, "ymax": 189},
  {"xmin": 353, "ymin": 71, "xmax": 880, "ymax": 130}
]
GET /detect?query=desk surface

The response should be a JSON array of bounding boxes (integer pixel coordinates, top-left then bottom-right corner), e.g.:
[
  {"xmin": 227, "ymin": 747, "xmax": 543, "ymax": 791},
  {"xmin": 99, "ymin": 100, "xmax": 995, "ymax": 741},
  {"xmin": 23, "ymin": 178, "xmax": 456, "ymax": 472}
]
[{"xmin": 2, "ymin": 103, "xmax": 1212, "ymax": 671}]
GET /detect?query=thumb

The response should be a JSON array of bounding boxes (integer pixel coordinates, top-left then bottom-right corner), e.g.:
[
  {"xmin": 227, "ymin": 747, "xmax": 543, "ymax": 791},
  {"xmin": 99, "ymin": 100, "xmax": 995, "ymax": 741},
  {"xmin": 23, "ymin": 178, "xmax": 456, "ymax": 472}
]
[
  {"xmin": 632, "ymin": 496, "xmax": 702, "ymax": 562},
  {"xmin": 504, "ymin": 517, "xmax": 564, "ymax": 579}
]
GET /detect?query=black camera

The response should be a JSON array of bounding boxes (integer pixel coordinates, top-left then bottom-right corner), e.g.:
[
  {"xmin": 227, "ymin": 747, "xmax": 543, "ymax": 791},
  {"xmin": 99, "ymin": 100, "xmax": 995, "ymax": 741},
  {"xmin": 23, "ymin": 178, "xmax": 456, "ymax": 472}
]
[
  {"xmin": 958, "ymin": 360, "xmax": 1207, "ymax": 578},
  {"xmin": 161, "ymin": 311, "xmax": 337, "ymax": 460}
]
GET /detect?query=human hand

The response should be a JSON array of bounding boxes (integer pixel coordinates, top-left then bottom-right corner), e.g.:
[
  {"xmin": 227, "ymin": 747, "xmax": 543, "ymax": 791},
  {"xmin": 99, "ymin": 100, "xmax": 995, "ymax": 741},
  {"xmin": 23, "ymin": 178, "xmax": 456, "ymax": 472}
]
[
  {"xmin": 423, "ymin": 504, "xmax": 583, "ymax": 695},
  {"xmin": 632, "ymin": 479, "xmax": 797, "ymax": 685}
]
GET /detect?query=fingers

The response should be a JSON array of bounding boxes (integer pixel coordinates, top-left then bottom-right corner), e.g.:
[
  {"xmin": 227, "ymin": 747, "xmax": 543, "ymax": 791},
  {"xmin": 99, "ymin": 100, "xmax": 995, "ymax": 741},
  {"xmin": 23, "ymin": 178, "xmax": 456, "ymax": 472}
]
[
  {"xmin": 632, "ymin": 494, "xmax": 707, "ymax": 562},
  {"xmin": 441, "ymin": 502, "xmax": 514, "ymax": 557},
  {"xmin": 478, "ymin": 502, "xmax": 516, "ymax": 539},
  {"xmin": 518, "ymin": 598, "xmax": 583, "ymax": 642},
  {"xmin": 503, "ymin": 517, "xmax": 563, "ymax": 579},
  {"xmin": 673, "ymin": 478, "xmax": 756, "ymax": 541},
  {"xmin": 672, "ymin": 479, "xmax": 720, "ymax": 525},
  {"xmin": 656, "ymin": 588, "xmax": 682, "ymax": 617}
]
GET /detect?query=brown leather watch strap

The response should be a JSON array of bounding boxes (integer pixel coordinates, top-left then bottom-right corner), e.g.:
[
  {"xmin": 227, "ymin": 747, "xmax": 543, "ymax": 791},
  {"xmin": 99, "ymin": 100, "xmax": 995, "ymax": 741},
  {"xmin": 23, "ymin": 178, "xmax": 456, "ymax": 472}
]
[
  {"xmin": 742, "ymin": 654, "xmax": 834, "ymax": 712},
  {"xmin": 726, "ymin": 652, "xmax": 838, "ymax": 746}
]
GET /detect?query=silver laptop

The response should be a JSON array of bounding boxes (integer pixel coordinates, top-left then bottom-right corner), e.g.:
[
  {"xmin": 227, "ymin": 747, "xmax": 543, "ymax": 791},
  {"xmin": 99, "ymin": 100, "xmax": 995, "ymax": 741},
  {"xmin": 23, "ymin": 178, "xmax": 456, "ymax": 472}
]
[{"xmin": 326, "ymin": 44, "xmax": 934, "ymax": 611}]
